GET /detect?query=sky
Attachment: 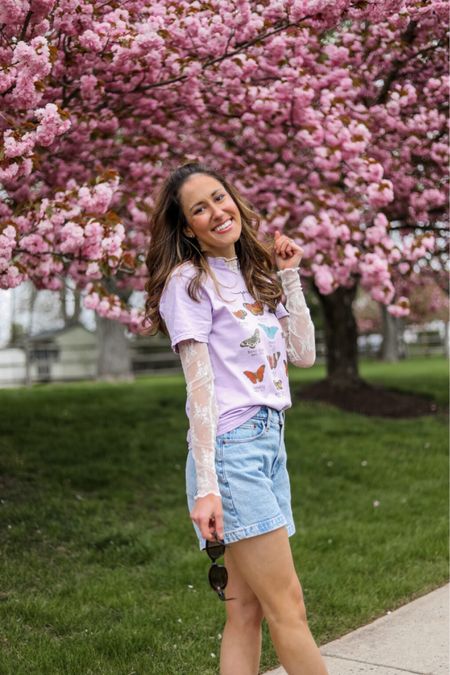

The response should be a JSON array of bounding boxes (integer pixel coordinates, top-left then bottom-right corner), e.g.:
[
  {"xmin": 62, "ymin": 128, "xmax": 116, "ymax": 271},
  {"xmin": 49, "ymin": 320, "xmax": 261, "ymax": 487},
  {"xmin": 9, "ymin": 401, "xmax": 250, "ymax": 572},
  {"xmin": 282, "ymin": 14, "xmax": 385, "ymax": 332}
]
[{"xmin": 0, "ymin": 285, "xmax": 97, "ymax": 347}]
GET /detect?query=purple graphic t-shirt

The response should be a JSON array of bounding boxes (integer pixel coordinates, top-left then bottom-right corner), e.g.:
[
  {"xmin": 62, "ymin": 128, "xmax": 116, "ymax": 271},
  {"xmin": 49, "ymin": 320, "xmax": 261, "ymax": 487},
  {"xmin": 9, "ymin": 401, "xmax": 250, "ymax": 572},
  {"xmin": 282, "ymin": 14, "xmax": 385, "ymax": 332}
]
[{"xmin": 159, "ymin": 255, "xmax": 292, "ymax": 439}]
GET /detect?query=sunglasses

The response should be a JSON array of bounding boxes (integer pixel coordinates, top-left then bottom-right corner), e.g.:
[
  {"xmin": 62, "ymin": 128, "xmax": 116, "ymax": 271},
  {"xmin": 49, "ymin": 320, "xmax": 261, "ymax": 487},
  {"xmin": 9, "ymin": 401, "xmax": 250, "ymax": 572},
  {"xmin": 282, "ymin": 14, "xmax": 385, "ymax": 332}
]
[{"xmin": 205, "ymin": 537, "xmax": 236, "ymax": 602}]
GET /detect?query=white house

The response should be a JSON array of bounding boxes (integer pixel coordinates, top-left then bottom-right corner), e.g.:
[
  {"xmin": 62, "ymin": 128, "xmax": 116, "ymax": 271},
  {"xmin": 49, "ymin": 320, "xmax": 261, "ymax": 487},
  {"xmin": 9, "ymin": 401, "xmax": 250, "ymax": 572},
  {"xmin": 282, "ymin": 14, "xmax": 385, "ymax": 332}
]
[
  {"xmin": 0, "ymin": 324, "xmax": 98, "ymax": 386},
  {"xmin": 0, "ymin": 323, "xmax": 181, "ymax": 386}
]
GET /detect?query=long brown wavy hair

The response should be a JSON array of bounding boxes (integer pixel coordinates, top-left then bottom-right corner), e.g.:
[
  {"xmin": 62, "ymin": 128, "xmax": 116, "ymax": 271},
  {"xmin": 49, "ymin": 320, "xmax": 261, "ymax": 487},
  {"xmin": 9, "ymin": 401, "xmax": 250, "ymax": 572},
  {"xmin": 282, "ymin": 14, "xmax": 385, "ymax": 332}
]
[{"xmin": 143, "ymin": 161, "xmax": 284, "ymax": 337}]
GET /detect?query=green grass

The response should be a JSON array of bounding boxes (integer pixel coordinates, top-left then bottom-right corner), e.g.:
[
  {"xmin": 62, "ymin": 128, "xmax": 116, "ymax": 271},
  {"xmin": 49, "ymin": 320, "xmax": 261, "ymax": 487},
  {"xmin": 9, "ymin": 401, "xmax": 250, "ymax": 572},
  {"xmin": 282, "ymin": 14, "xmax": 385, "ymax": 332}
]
[{"xmin": 0, "ymin": 357, "xmax": 448, "ymax": 674}]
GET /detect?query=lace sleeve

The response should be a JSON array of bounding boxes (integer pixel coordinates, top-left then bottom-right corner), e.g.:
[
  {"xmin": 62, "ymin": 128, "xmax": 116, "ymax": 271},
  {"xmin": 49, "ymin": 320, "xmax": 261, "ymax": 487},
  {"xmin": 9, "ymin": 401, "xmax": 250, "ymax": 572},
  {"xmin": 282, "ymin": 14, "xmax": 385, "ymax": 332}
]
[
  {"xmin": 277, "ymin": 267, "xmax": 316, "ymax": 368},
  {"xmin": 178, "ymin": 338, "xmax": 221, "ymax": 500}
]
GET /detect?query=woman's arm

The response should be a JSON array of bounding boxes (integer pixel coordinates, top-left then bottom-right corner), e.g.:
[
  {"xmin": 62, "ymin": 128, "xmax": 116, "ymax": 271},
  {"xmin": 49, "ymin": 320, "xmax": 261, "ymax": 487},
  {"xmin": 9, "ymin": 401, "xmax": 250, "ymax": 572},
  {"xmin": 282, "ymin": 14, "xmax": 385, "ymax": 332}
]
[
  {"xmin": 178, "ymin": 338, "xmax": 221, "ymax": 499},
  {"xmin": 277, "ymin": 267, "xmax": 316, "ymax": 368}
]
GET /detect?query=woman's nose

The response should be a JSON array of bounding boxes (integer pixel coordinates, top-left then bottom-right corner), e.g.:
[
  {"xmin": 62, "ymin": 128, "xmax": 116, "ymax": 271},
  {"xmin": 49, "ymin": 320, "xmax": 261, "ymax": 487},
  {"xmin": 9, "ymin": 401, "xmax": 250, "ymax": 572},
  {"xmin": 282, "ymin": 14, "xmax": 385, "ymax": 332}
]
[{"xmin": 210, "ymin": 202, "xmax": 225, "ymax": 219}]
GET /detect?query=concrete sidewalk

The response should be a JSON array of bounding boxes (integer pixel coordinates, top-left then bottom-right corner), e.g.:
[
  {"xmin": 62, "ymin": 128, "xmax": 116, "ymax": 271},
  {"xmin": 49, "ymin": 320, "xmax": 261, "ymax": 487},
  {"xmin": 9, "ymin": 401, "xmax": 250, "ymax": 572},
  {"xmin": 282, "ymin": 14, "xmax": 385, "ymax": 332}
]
[{"xmin": 264, "ymin": 583, "xmax": 449, "ymax": 675}]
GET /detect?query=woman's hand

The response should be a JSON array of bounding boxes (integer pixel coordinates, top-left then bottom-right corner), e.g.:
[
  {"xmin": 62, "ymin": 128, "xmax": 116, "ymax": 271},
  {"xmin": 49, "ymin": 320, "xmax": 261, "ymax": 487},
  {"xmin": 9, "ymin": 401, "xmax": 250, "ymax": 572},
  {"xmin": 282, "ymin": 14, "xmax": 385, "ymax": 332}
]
[
  {"xmin": 273, "ymin": 229, "xmax": 304, "ymax": 271},
  {"xmin": 190, "ymin": 493, "xmax": 224, "ymax": 543}
]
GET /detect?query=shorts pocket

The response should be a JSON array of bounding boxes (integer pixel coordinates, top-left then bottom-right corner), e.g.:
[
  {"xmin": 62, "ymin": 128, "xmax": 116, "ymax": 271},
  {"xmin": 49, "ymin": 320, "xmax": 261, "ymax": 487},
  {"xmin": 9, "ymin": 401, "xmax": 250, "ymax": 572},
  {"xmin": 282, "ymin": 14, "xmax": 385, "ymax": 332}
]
[{"xmin": 220, "ymin": 418, "xmax": 266, "ymax": 445}]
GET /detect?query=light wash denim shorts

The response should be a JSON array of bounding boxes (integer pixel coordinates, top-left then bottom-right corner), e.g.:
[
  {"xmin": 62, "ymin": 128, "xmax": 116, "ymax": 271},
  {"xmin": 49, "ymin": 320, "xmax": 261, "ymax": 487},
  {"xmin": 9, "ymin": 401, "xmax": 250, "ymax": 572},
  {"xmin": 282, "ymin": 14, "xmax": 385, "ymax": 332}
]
[{"xmin": 186, "ymin": 405, "xmax": 296, "ymax": 551}]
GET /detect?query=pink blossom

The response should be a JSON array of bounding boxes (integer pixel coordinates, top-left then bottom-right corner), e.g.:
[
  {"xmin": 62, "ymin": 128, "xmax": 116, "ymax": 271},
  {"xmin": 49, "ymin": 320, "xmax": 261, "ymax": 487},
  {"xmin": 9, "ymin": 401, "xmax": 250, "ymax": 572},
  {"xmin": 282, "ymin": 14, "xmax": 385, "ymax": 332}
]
[
  {"xmin": 421, "ymin": 233, "xmax": 435, "ymax": 252},
  {"xmin": 0, "ymin": 265, "xmax": 24, "ymax": 289},
  {"xmin": 20, "ymin": 234, "xmax": 50, "ymax": 254},
  {"xmin": 388, "ymin": 248, "xmax": 401, "ymax": 263},
  {"xmin": 1, "ymin": 225, "xmax": 17, "ymax": 241},
  {"xmin": 0, "ymin": 163, "xmax": 20, "ymax": 183},
  {"xmin": 366, "ymin": 180, "xmax": 394, "ymax": 207},
  {"xmin": 0, "ymin": 0, "xmax": 27, "ymax": 24},
  {"xmin": 101, "ymin": 234, "xmax": 122, "ymax": 257},
  {"xmin": 78, "ymin": 183, "xmax": 116, "ymax": 214},
  {"xmin": 30, "ymin": 0, "xmax": 57, "ymax": 18},
  {"xmin": 3, "ymin": 130, "xmax": 34, "ymax": 159},
  {"xmin": 387, "ymin": 297, "xmax": 410, "ymax": 317},
  {"xmin": 83, "ymin": 292, "xmax": 101, "ymax": 310},
  {"xmin": 14, "ymin": 37, "xmax": 51, "ymax": 78},
  {"xmin": 34, "ymin": 103, "xmax": 71, "ymax": 146},
  {"xmin": 0, "ymin": 71, "xmax": 15, "ymax": 94},
  {"xmin": 344, "ymin": 244, "xmax": 359, "ymax": 264},
  {"xmin": 80, "ymin": 74, "xmax": 99, "ymax": 101},
  {"xmin": 96, "ymin": 297, "xmax": 123, "ymax": 319},
  {"xmin": 0, "ymin": 228, "xmax": 16, "ymax": 258},
  {"xmin": 79, "ymin": 30, "xmax": 104, "ymax": 52},
  {"xmin": 374, "ymin": 213, "xmax": 388, "ymax": 228},
  {"xmin": 370, "ymin": 281, "xmax": 395, "ymax": 304},
  {"xmin": 59, "ymin": 222, "xmax": 85, "ymax": 253},
  {"xmin": 0, "ymin": 0, "xmax": 445, "ymax": 331},
  {"xmin": 365, "ymin": 223, "xmax": 387, "ymax": 246},
  {"xmin": 314, "ymin": 265, "xmax": 335, "ymax": 295},
  {"xmin": 301, "ymin": 215, "xmax": 321, "ymax": 238}
]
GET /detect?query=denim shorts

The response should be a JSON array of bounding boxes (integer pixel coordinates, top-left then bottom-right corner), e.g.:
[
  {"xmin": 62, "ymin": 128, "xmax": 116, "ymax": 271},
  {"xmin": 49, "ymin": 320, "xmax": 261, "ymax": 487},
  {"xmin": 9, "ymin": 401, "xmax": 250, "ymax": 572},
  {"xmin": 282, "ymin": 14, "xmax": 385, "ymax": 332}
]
[{"xmin": 185, "ymin": 405, "xmax": 296, "ymax": 551}]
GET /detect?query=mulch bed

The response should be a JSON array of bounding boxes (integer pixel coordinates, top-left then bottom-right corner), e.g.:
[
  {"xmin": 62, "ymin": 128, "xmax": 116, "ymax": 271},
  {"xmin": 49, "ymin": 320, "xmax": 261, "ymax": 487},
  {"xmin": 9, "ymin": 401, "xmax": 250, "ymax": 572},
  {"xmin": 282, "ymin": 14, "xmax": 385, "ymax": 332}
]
[{"xmin": 294, "ymin": 379, "xmax": 444, "ymax": 418}]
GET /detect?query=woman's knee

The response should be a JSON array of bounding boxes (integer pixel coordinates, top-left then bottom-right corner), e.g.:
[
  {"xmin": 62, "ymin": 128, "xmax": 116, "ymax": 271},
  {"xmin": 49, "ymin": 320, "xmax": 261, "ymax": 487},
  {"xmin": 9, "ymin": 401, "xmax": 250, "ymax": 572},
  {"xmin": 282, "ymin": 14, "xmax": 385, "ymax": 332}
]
[
  {"xmin": 263, "ymin": 574, "xmax": 307, "ymax": 626},
  {"xmin": 226, "ymin": 596, "xmax": 264, "ymax": 628},
  {"xmin": 227, "ymin": 528, "xmax": 307, "ymax": 625}
]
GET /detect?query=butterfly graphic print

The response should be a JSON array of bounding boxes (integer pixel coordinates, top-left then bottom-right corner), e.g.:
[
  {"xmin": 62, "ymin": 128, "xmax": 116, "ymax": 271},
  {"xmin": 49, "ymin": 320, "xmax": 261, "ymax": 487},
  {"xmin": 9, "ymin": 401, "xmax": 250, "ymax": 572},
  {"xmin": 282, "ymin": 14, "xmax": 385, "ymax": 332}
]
[
  {"xmin": 259, "ymin": 323, "xmax": 279, "ymax": 340},
  {"xmin": 243, "ymin": 364, "xmax": 265, "ymax": 384},
  {"xmin": 240, "ymin": 328, "xmax": 261, "ymax": 349},
  {"xmin": 244, "ymin": 301, "xmax": 264, "ymax": 316},
  {"xmin": 268, "ymin": 351, "xmax": 281, "ymax": 369},
  {"xmin": 162, "ymin": 262, "xmax": 292, "ymax": 429}
]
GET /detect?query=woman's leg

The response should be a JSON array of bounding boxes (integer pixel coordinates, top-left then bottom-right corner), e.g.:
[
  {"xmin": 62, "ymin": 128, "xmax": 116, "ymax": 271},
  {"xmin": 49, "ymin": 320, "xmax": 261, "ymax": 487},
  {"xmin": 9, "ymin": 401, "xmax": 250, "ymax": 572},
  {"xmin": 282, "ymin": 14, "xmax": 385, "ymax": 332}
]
[
  {"xmin": 227, "ymin": 526, "xmax": 329, "ymax": 675},
  {"xmin": 220, "ymin": 546, "xmax": 264, "ymax": 675}
]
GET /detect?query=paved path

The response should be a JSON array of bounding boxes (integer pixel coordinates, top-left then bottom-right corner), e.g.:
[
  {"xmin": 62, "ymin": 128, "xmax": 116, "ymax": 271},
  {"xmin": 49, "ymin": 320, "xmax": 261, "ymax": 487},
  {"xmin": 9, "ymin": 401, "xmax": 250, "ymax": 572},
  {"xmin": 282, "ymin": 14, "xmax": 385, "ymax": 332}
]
[{"xmin": 263, "ymin": 583, "xmax": 449, "ymax": 675}]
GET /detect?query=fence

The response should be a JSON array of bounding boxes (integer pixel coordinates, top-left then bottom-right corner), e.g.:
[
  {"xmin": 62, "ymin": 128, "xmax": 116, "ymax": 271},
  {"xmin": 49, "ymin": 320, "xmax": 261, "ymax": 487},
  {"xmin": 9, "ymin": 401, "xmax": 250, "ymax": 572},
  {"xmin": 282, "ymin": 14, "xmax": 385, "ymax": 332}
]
[
  {"xmin": 131, "ymin": 331, "xmax": 440, "ymax": 373},
  {"xmin": 0, "ymin": 327, "xmax": 447, "ymax": 386}
]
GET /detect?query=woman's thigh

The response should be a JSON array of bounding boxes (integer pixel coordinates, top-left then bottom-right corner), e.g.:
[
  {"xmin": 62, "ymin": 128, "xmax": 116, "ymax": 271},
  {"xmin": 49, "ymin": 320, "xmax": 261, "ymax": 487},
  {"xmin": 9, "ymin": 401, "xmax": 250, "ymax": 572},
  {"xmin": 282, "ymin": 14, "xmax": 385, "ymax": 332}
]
[
  {"xmin": 224, "ymin": 547, "xmax": 264, "ymax": 624},
  {"xmin": 226, "ymin": 526, "xmax": 306, "ymax": 623}
]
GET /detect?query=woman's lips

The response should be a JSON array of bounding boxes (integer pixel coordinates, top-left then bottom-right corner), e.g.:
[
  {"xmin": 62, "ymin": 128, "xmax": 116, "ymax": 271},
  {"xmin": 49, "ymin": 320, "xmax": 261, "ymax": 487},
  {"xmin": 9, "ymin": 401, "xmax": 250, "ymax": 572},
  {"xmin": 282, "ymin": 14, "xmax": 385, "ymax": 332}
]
[{"xmin": 212, "ymin": 218, "xmax": 233, "ymax": 234}]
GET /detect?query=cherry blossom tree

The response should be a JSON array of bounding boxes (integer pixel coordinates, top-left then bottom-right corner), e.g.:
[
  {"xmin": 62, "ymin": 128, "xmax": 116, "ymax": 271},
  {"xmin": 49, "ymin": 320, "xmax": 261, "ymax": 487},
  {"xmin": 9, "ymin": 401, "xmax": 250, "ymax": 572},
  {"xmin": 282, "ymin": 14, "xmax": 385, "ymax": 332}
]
[
  {"xmin": 392, "ymin": 268, "xmax": 449, "ymax": 325},
  {"xmin": 355, "ymin": 269, "xmax": 448, "ymax": 361},
  {"xmin": 0, "ymin": 0, "xmax": 448, "ymax": 384}
]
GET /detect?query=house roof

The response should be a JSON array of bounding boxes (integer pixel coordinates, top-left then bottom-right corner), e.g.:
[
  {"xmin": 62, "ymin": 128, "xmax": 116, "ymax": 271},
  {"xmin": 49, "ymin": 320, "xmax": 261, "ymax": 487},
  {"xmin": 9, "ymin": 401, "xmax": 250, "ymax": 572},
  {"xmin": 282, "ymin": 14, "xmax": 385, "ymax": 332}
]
[{"xmin": 8, "ymin": 323, "xmax": 95, "ymax": 347}]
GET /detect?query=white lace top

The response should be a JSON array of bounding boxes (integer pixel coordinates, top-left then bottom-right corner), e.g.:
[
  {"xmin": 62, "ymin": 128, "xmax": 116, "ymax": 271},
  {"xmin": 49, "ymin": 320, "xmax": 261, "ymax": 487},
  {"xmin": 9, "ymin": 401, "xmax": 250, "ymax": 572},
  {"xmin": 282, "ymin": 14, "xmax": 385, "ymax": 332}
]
[{"xmin": 174, "ymin": 260, "xmax": 316, "ymax": 500}]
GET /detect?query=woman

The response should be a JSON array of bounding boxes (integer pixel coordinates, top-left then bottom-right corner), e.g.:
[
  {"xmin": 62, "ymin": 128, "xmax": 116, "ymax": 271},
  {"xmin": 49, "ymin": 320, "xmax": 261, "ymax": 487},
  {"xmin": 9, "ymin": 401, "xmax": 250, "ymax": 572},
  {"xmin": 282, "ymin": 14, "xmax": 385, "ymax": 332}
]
[{"xmin": 144, "ymin": 161, "xmax": 328, "ymax": 675}]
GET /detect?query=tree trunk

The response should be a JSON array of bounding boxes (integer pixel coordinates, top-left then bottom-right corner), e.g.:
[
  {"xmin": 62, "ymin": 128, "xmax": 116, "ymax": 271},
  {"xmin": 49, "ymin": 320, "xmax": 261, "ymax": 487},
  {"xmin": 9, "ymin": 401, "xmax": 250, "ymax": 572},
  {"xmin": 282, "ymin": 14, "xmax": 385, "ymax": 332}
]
[
  {"xmin": 24, "ymin": 335, "xmax": 32, "ymax": 386},
  {"xmin": 59, "ymin": 285, "xmax": 68, "ymax": 325},
  {"xmin": 96, "ymin": 316, "xmax": 133, "ymax": 381},
  {"xmin": 72, "ymin": 288, "xmax": 81, "ymax": 323},
  {"xmin": 25, "ymin": 284, "xmax": 38, "ymax": 386},
  {"xmin": 314, "ymin": 284, "xmax": 361, "ymax": 386},
  {"xmin": 60, "ymin": 285, "xmax": 82, "ymax": 326},
  {"xmin": 445, "ymin": 321, "xmax": 449, "ymax": 359},
  {"xmin": 380, "ymin": 303, "xmax": 400, "ymax": 362}
]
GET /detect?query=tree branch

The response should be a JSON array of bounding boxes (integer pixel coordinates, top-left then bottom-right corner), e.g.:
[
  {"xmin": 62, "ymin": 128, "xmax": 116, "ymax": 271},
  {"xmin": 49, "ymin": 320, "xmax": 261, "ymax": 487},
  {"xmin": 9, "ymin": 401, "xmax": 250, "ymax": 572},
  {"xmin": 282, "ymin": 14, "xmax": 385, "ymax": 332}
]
[
  {"xmin": 19, "ymin": 10, "xmax": 33, "ymax": 42},
  {"xmin": 389, "ymin": 223, "xmax": 448, "ymax": 233},
  {"xmin": 110, "ymin": 14, "xmax": 315, "ymax": 95}
]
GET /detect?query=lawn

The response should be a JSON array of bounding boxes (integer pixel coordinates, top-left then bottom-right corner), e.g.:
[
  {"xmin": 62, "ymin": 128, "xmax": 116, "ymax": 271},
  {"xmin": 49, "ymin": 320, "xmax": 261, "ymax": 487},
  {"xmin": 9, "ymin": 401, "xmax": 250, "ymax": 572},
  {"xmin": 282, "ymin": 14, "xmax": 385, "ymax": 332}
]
[{"xmin": 0, "ymin": 357, "xmax": 448, "ymax": 674}]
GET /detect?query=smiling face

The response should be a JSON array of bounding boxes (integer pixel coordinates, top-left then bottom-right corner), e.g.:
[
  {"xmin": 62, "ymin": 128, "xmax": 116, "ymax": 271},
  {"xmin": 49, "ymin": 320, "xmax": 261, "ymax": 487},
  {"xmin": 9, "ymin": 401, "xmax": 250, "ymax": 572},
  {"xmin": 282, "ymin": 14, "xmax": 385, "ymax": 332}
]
[{"xmin": 179, "ymin": 173, "xmax": 242, "ymax": 258}]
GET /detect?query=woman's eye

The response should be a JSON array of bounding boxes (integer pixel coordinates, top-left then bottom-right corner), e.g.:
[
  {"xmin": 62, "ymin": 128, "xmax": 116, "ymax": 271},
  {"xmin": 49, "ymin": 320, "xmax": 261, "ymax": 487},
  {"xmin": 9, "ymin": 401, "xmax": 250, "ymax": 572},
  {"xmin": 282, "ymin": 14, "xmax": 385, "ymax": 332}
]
[{"xmin": 194, "ymin": 194, "xmax": 225, "ymax": 214}]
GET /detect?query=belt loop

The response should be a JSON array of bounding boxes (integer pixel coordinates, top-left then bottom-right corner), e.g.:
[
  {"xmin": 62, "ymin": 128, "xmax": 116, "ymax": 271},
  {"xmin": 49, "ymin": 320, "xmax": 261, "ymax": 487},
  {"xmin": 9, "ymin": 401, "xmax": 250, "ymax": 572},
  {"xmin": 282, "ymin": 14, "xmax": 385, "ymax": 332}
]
[{"xmin": 265, "ymin": 406, "xmax": 271, "ymax": 431}]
